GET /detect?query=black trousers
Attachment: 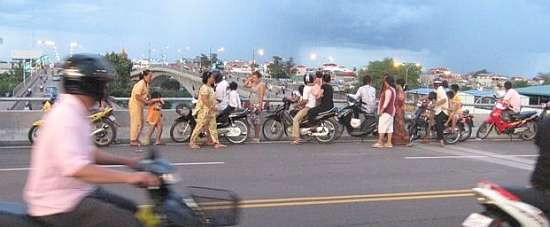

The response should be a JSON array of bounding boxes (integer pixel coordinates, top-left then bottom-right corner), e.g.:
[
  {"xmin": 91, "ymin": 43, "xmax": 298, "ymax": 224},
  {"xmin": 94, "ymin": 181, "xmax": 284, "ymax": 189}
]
[
  {"xmin": 435, "ymin": 112, "xmax": 448, "ymax": 140},
  {"xmin": 35, "ymin": 187, "xmax": 142, "ymax": 227},
  {"xmin": 307, "ymin": 105, "xmax": 333, "ymax": 122}
]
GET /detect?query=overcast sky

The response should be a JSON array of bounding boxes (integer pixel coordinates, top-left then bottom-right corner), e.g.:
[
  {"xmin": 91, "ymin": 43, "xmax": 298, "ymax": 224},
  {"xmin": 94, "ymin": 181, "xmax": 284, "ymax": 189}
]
[{"xmin": 1, "ymin": 0, "xmax": 550, "ymax": 76}]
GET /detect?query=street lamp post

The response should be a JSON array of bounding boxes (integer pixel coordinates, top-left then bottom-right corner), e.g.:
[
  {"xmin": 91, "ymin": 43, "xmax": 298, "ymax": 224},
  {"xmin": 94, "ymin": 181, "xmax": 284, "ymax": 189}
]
[
  {"xmin": 394, "ymin": 60, "xmax": 421, "ymax": 85},
  {"xmin": 252, "ymin": 48, "xmax": 265, "ymax": 72}
]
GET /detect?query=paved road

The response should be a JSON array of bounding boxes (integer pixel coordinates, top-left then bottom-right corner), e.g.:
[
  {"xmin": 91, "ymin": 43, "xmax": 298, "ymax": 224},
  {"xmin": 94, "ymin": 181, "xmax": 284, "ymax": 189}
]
[
  {"xmin": 0, "ymin": 140, "xmax": 538, "ymax": 226},
  {"xmin": 11, "ymin": 73, "xmax": 59, "ymax": 110}
]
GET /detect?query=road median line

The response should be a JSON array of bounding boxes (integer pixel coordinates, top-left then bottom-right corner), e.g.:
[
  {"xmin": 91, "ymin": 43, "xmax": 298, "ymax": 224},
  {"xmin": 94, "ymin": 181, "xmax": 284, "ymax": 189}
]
[
  {"xmin": 239, "ymin": 189, "xmax": 473, "ymax": 205},
  {"xmin": 238, "ymin": 193, "xmax": 473, "ymax": 208}
]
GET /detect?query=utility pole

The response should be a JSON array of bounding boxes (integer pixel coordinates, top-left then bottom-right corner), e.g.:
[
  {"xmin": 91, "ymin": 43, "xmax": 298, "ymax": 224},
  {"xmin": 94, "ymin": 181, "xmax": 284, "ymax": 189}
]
[
  {"xmin": 252, "ymin": 48, "xmax": 256, "ymax": 72},
  {"xmin": 148, "ymin": 42, "xmax": 151, "ymax": 62}
]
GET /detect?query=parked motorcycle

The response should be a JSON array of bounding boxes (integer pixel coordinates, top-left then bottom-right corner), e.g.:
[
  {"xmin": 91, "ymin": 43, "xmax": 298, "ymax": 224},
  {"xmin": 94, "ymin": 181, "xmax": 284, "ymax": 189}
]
[
  {"xmin": 28, "ymin": 107, "xmax": 119, "ymax": 147},
  {"xmin": 408, "ymin": 100, "xmax": 462, "ymax": 144},
  {"xmin": 262, "ymin": 96, "xmax": 339, "ymax": 143},
  {"xmin": 336, "ymin": 94, "xmax": 378, "ymax": 138},
  {"xmin": 169, "ymin": 100, "xmax": 250, "ymax": 144},
  {"xmin": 457, "ymin": 109, "xmax": 474, "ymax": 142},
  {"xmin": 462, "ymin": 181, "xmax": 548, "ymax": 227},
  {"xmin": 0, "ymin": 148, "xmax": 241, "ymax": 227},
  {"xmin": 476, "ymin": 101, "xmax": 540, "ymax": 140},
  {"xmin": 261, "ymin": 96, "xmax": 296, "ymax": 141}
]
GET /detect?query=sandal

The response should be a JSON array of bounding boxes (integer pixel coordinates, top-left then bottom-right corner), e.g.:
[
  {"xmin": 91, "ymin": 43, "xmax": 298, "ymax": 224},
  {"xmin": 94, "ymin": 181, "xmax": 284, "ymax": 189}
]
[
  {"xmin": 189, "ymin": 144, "xmax": 201, "ymax": 149},
  {"xmin": 384, "ymin": 143, "xmax": 393, "ymax": 148},
  {"xmin": 155, "ymin": 142, "xmax": 166, "ymax": 146},
  {"xmin": 213, "ymin": 144, "xmax": 226, "ymax": 149},
  {"xmin": 291, "ymin": 139, "xmax": 302, "ymax": 145},
  {"xmin": 372, "ymin": 143, "xmax": 384, "ymax": 148}
]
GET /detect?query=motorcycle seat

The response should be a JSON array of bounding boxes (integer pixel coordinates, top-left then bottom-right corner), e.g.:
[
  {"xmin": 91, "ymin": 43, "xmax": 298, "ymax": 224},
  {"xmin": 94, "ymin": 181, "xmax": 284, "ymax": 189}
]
[
  {"xmin": 229, "ymin": 110, "xmax": 248, "ymax": 118},
  {"xmin": 513, "ymin": 111, "xmax": 537, "ymax": 120},
  {"xmin": 318, "ymin": 107, "xmax": 338, "ymax": 117}
]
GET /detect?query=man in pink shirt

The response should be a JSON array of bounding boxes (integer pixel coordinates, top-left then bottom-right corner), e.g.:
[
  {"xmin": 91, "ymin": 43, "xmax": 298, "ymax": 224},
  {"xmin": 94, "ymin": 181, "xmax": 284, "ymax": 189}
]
[{"xmin": 24, "ymin": 54, "xmax": 159, "ymax": 227}]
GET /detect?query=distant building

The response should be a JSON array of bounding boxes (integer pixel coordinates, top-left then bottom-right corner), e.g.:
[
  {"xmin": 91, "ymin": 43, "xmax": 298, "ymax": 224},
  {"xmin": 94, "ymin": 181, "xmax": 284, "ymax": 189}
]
[
  {"xmin": 0, "ymin": 61, "xmax": 10, "ymax": 74},
  {"xmin": 294, "ymin": 65, "xmax": 307, "ymax": 76}
]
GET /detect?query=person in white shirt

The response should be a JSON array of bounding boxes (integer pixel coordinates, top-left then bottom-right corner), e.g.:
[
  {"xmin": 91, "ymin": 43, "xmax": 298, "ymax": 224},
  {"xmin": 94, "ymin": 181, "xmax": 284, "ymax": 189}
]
[
  {"xmin": 434, "ymin": 79, "xmax": 449, "ymax": 147},
  {"xmin": 214, "ymin": 72, "xmax": 229, "ymax": 113},
  {"xmin": 354, "ymin": 74, "xmax": 377, "ymax": 114},
  {"xmin": 292, "ymin": 74, "xmax": 316, "ymax": 144},
  {"xmin": 228, "ymin": 81, "xmax": 242, "ymax": 109},
  {"xmin": 503, "ymin": 81, "xmax": 522, "ymax": 114}
]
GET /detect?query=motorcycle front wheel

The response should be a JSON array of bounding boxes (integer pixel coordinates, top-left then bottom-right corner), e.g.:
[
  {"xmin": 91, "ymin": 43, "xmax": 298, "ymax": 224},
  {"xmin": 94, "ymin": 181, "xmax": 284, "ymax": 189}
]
[
  {"xmin": 520, "ymin": 121, "xmax": 537, "ymax": 141},
  {"xmin": 28, "ymin": 125, "xmax": 40, "ymax": 144},
  {"xmin": 226, "ymin": 119, "xmax": 249, "ymax": 144},
  {"xmin": 443, "ymin": 128, "xmax": 461, "ymax": 145},
  {"xmin": 458, "ymin": 121, "xmax": 473, "ymax": 142},
  {"xmin": 170, "ymin": 120, "xmax": 193, "ymax": 143},
  {"xmin": 94, "ymin": 121, "xmax": 116, "ymax": 147},
  {"xmin": 315, "ymin": 119, "xmax": 337, "ymax": 144},
  {"xmin": 262, "ymin": 118, "xmax": 284, "ymax": 141},
  {"xmin": 476, "ymin": 122, "xmax": 494, "ymax": 139}
]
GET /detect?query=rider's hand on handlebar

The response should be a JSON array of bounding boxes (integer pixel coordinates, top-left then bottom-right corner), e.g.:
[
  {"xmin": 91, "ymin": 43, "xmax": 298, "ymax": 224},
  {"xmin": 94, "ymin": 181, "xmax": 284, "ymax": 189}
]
[{"xmin": 127, "ymin": 172, "xmax": 160, "ymax": 188}]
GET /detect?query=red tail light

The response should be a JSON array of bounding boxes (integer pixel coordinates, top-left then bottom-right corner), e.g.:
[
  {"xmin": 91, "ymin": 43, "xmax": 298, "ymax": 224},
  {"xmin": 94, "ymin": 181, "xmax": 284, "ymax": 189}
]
[{"xmin": 478, "ymin": 180, "xmax": 520, "ymax": 201}]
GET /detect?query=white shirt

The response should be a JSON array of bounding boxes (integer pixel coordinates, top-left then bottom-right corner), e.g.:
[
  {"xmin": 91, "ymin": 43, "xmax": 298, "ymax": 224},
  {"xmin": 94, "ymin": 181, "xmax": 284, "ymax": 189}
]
[
  {"xmin": 25, "ymin": 94, "xmax": 95, "ymax": 216},
  {"xmin": 228, "ymin": 90, "xmax": 241, "ymax": 109},
  {"xmin": 504, "ymin": 89, "xmax": 521, "ymax": 113},
  {"xmin": 434, "ymin": 86, "xmax": 448, "ymax": 115},
  {"xmin": 303, "ymin": 85, "xmax": 316, "ymax": 108},
  {"xmin": 215, "ymin": 80, "xmax": 229, "ymax": 110},
  {"xmin": 354, "ymin": 85, "xmax": 376, "ymax": 113}
]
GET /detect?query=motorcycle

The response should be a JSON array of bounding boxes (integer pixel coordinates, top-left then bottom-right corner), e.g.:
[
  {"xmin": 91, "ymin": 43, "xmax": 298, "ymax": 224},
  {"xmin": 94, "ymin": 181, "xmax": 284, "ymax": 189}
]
[
  {"xmin": 336, "ymin": 94, "xmax": 378, "ymax": 138},
  {"xmin": 408, "ymin": 100, "xmax": 462, "ymax": 144},
  {"xmin": 169, "ymin": 100, "xmax": 250, "ymax": 144},
  {"xmin": 0, "ymin": 148, "xmax": 241, "ymax": 227},
  {"xmin": 261, "ymin": 96, "xmax": 296, "ymax": 141},
  {"xmin": 476, "ymin": 100, "xmax": 539, "ymax": 141},
  {"xmin": 262, "ymin": 96, "xmax": 339, "ymax": 143},
  {"xmin": 28, "ymin": 107, "xmax": 119, "ymax": 147},
  {"xmin": 462, "ymin": 181, "xmax": 548, "ymax": 227},
  {"xmin": 457, "ymin": 109, "xmax": 474, "ymax": 142}
]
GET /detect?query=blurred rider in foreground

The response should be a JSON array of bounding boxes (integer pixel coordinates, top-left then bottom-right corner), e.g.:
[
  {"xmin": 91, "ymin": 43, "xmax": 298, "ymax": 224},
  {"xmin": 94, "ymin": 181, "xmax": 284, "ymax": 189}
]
[{"xmin": 24, "ymin": 54, "xmax": 159, "ymax": 227}]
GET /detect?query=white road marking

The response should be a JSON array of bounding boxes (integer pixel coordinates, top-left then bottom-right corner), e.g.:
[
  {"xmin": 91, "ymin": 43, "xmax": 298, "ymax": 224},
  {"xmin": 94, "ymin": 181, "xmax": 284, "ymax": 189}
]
[
  {"xmin": 0, "ymin": 161, "xmax": 225, "ymax": 172},
  {"xmin": 406, "ymin": 154, "xmax": 537, "ymax": 160},
  {"xmin": 419, "ymin": 146, "xmax": 534, "ymax": 170}
]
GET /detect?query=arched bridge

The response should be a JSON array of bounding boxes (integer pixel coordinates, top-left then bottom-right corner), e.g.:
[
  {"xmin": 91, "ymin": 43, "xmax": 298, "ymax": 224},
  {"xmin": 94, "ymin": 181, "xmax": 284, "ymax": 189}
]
[{"xmin": 130, "ymin": 67, "xmax": 250, "ymax": 96}]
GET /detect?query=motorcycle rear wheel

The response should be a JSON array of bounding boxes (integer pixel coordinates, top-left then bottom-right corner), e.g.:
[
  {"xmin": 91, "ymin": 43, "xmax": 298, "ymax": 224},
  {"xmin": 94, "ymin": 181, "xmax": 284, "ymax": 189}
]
[
  {"xmin": 315, "ymin": 119, "xmax": 338, "ymax": 144},
  {"xmin": 226, "ymin": 119, "xmax": 249, "ymax": 144},
  {"xmin": 170, "ymin": 120, "xmax": 192, "ymax": 143},
  {"xmin": 520, "ymin": 121, "xmax": 537, "ymax": 141},
  {"xmin": 94, "ymin": 121, "xmax": 116, "ymax": 147},
  {"xmin": 262, "ymin": 118, "xmax": 284, "ymax": 141}
]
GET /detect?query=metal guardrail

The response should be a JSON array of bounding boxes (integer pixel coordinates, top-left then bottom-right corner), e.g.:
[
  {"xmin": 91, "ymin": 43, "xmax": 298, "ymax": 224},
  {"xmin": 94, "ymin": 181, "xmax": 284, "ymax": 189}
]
[{"xmin": 0, "ymin": 97, "xmax": 545, "ymax": 109}]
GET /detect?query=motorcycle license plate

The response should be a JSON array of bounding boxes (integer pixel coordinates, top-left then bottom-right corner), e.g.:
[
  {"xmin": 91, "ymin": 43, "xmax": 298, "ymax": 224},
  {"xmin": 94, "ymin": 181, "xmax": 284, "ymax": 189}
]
[
  {"xmin": 108, "ymin": 115, "xmax": 116, "ymax": 121},
  {"xmin": 462, "ymin": 213, "xmax": 493, "ymax": 227}
]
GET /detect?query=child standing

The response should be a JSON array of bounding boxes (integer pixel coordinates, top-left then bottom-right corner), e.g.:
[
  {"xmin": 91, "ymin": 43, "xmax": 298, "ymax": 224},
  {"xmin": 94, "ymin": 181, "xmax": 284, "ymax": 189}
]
[
  {"xmin": 228, "ymin": 81, "xmax": 241, "ymax": 111},
  {"xmin": 146, "ymin": 91, "xmax": 165, "ymax": 145}
]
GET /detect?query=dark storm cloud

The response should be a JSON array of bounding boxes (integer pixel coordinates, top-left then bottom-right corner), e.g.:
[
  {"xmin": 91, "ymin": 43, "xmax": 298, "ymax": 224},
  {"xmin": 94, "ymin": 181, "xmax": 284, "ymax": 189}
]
[{"xmin": 2, "ymin": 0, "xmax": 550, "ymax": 75}]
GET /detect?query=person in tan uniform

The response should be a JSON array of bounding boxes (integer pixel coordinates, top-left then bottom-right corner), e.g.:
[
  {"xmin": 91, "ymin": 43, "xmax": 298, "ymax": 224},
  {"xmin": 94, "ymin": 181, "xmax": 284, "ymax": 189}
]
[
  {"xmin": 129, "ymin": 70, "xmax": 159, "ymax": 146},
  {"xmin": 189, "ymin": 71, "xmax": 226, "ymax": 149}
]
